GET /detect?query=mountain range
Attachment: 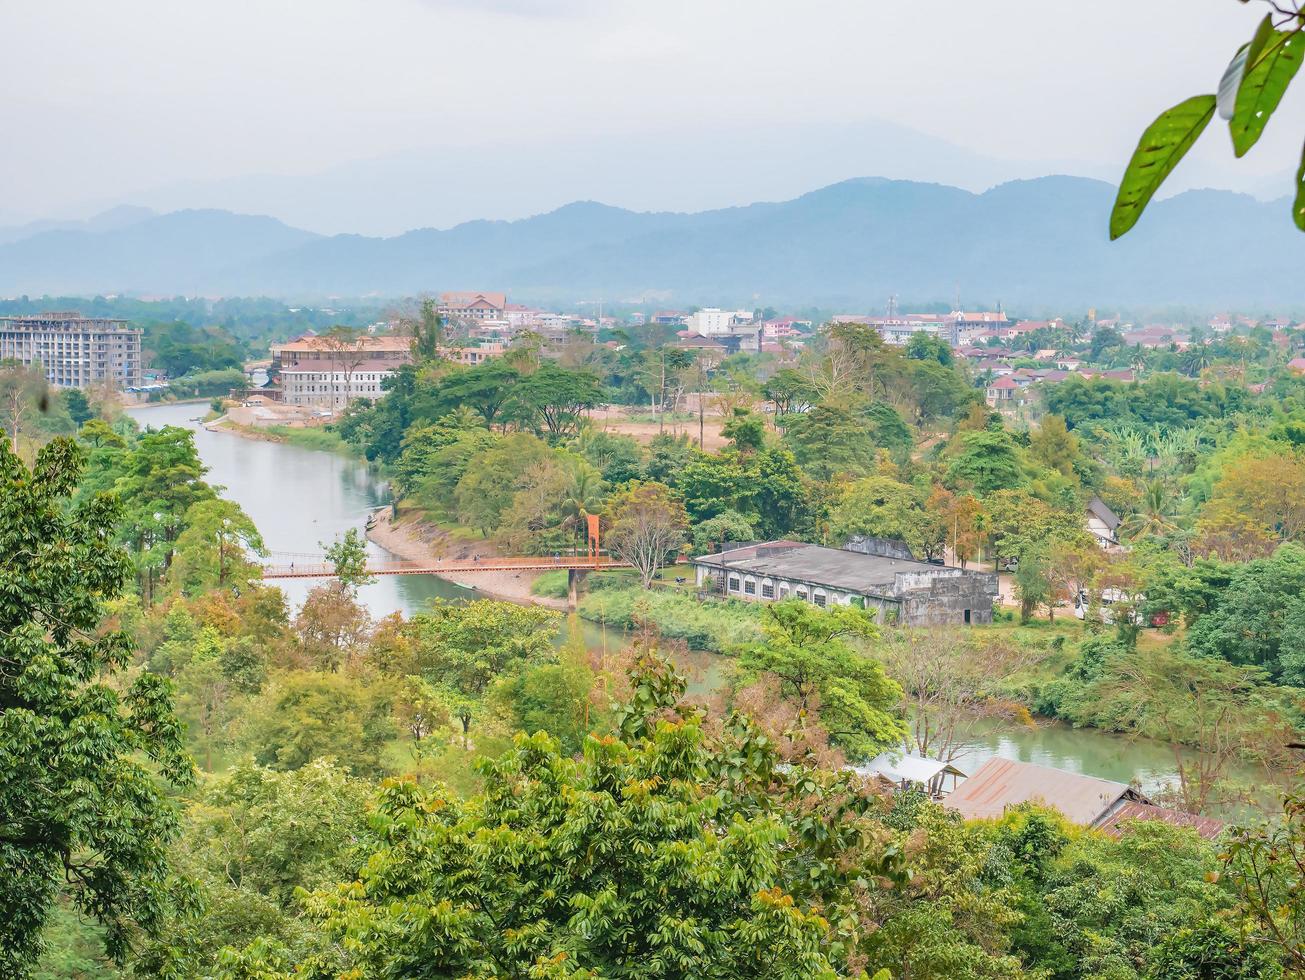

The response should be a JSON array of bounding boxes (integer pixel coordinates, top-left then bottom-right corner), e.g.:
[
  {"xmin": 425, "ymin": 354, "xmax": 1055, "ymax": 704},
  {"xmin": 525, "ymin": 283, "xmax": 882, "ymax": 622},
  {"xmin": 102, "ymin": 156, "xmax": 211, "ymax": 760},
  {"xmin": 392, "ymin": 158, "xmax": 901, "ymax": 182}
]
[{"xmin": 2, "ymin": 176, "xmax": 1302, "ymax": 309}]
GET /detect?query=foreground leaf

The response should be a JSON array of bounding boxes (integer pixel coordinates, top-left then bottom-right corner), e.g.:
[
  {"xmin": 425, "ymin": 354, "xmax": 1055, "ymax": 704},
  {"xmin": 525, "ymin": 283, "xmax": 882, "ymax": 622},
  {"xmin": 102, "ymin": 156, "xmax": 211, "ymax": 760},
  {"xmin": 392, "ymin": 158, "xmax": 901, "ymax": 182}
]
[
  {"xmin": 1110, "ymin": 95, "xmax": 1216, "ymax": 240},
  {"xmin": 1231, "ymin": 21, "xmax": 1304, "ymax": 156}
]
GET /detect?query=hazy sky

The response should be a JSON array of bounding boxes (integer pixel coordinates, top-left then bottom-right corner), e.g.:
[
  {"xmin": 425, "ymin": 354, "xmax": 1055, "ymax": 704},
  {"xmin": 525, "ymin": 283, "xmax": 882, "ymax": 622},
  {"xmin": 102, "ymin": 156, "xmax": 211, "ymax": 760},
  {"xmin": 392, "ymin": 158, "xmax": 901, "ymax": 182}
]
[{"xmin": 3, "ymin": 0, "xmax": 1301, "ymax": 233}]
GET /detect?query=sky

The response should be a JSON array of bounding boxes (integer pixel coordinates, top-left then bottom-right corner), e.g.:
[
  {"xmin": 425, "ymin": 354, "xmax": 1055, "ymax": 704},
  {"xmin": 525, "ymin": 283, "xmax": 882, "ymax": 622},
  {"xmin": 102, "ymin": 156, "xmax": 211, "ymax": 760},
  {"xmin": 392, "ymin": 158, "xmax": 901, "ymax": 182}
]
[{"xmin": 3, "ymin": 0, "xmax": 1302, "ymax": 234}]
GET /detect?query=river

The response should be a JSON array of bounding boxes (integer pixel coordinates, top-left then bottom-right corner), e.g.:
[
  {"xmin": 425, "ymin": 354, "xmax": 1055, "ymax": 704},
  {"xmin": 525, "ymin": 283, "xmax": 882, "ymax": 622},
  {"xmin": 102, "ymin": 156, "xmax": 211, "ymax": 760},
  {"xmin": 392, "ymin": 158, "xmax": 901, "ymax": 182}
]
[{"xmin": 125, "ymin": 401, "xmax": 1259, "ymax": 801}]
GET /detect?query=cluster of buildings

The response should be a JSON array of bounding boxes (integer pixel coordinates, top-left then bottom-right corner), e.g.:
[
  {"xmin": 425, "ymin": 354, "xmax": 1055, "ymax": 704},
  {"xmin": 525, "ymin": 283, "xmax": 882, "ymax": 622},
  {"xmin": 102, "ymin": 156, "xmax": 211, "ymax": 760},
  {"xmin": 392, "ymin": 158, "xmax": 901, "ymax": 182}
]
[{"xmin": 0, "ymin": 312, "xmax": 143, "ymax": 390}]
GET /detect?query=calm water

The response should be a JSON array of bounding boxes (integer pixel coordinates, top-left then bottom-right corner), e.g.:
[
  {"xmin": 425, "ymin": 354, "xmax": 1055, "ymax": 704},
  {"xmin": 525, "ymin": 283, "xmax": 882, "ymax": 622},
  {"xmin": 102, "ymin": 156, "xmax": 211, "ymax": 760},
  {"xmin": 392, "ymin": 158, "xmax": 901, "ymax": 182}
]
[{"xmin": 125, "ymin": 402, "xmax": 1260, "ymax": 800}]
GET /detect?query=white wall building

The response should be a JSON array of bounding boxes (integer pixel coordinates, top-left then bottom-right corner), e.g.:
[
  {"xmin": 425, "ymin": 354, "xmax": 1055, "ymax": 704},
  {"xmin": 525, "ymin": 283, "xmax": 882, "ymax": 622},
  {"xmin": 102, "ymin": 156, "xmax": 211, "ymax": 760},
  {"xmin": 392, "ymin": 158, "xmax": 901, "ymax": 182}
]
[
  {"xmin": 685, "ymin": 308, "xmax": 753, "ymax": 336},
  {"xmin": 277, "ymin": 335, "xmax": 412, "ymax": 410}
]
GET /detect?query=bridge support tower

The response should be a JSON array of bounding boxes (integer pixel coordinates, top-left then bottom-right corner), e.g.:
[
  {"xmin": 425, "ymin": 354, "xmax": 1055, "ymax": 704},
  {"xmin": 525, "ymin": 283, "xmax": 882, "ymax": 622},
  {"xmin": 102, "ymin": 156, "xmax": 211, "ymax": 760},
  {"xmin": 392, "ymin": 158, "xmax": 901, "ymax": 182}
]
[{"xmin": 567, "ymin": 568, "xmax": 590, "ymax": 611}]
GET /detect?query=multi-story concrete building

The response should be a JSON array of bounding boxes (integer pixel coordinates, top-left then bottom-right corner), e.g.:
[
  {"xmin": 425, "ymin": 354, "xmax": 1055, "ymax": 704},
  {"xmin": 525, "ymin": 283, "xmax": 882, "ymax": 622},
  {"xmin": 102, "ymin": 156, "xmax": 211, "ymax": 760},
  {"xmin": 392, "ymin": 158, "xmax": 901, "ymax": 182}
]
[
  {"xmin": 0, "ymin": 312, "xmax": 142, "ymax": 389},
  {"xmin": 276, "ymin": 335, "xmax": 412, "ymax": 410},
  {"xmin": 437, "ymin": 292, "xmax": 508, "ymax": 321}
]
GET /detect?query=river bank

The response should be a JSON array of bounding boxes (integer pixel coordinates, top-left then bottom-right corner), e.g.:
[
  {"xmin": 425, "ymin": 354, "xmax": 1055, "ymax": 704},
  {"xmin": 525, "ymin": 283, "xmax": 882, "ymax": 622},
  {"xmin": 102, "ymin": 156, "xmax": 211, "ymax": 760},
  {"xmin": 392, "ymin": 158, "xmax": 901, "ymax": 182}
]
[{"xmin": 366, "ymin": 507, "xmax": 568, "ymax": 611}]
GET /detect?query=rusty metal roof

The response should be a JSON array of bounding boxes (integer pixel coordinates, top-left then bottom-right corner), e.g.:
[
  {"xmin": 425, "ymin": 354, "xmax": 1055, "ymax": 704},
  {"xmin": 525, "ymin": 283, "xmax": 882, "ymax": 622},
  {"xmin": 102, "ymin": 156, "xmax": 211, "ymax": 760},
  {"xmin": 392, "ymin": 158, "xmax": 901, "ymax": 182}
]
[
  {"xmin": 943, "ymin": 757, "xmax": 1148, "ymax": 826},
  {"xmin": 1096, "ymin": 801, "xmax": 1225, "ymax": 841}
]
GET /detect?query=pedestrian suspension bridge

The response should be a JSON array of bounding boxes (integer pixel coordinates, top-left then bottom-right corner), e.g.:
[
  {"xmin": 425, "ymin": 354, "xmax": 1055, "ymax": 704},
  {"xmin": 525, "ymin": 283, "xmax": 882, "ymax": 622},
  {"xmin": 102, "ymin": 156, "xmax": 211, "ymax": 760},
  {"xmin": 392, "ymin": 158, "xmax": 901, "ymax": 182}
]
[{"xmin": 259, "ymin": 551, "xmax": 633, "ymax": 580}]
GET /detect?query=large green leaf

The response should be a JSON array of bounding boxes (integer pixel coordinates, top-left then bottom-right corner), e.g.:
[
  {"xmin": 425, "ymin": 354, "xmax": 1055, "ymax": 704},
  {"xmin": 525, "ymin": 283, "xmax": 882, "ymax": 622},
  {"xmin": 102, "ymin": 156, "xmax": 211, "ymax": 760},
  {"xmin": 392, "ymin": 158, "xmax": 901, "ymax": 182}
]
[
  {"xmin": 1294, "ymin": 139, "xmax": 1305, "ymax": 232},
  {"xmin": 1109, "ymin": 94, "xmax": 1216, "ymax": 240},
  {"xmin": 1231, "ymin": 23, "xmax": 1304, "ymax": 157}
]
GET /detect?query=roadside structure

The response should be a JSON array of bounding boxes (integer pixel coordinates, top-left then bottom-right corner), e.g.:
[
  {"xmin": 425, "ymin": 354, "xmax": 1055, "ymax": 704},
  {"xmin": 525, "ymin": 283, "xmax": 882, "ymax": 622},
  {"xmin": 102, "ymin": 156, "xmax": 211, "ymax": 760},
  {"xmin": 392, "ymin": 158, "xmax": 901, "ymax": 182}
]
[
  {"xmin": 690, "ymin": 540, "xmax": 998, "ymax": 625},
  {"xmin": 0, "ymin": 311, "xmax": 142, "ymax": 389}
]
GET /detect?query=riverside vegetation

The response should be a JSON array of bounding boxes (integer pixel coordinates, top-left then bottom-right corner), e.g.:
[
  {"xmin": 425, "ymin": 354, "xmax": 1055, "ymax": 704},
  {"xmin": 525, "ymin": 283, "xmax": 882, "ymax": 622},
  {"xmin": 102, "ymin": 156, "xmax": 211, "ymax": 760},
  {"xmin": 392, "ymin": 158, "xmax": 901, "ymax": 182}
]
[{"xmin": 5, "ymin": 303, "xmax": 1305, "ymax": 975}]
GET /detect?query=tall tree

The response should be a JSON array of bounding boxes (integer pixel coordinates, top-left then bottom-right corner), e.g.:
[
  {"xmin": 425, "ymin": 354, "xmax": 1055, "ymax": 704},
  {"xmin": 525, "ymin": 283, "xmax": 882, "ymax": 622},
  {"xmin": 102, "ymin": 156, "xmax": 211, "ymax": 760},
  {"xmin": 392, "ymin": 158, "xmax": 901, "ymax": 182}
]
[
  {"xmin": 604, "ymin": 480, "xmax": 689, "ymax": 588},
  {"xmin": 406, "ymin": 600, "xmax": 561, "ymax": 746},
  {"xmin": 0, "ymin": 437, "xmax": 192, "ymax": 976},
  {"xmin": 321, "ymin": 527, "xmax": 374, "ymax": 591},
  {"xmin": 0, "ymin": 359, "xmax": 50, "ymax": 453},
  {"xmin": 736, "ymin": 600, "xmax": 904, "ymax": 759}
]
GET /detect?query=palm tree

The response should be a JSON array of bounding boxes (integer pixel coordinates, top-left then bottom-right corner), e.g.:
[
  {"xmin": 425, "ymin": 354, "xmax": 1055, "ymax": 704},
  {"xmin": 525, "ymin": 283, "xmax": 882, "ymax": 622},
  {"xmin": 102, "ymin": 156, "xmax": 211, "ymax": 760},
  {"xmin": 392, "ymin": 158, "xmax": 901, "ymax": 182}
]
[
  {"xmin": 1120, "ymin": 480, "xmax": 1180, "ymax": 540},
  {"xmin": 1180, "ymin": 345, "xmax": 1213, "ymax": 378},
  {"xmin": 558, "ymin": 462, "xmax": 606, "ymax": 552}
]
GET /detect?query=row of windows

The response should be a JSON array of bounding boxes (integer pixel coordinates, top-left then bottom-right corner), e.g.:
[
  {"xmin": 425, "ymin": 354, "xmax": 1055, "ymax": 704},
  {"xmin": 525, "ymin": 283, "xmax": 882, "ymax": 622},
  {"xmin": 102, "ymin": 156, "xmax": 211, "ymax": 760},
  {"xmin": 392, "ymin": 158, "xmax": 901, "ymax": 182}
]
[{"xmin": 727, "ymin": 576, "xmax": 828, "ymax": 607}]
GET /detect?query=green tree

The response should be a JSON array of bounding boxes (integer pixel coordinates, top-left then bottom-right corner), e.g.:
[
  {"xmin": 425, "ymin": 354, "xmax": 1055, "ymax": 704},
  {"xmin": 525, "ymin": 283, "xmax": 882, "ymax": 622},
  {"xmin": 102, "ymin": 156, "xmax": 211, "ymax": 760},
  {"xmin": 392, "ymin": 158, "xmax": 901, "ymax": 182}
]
[
  {"xmin": 827, "ymin": 475, "xmax": 937, "ymax": 556},
  {"xmin": 692, "ymin": 508, "xmax": 757, "ymax": 554},
  {"xmin": 132, "ymin": 759, "xmax": 372, "ymax": 978},
  {"xmin": 1027, "ymin": 414, "xmax": 1080, "ymax": 478},
  {"xmin": 494, "ymin": 617, "xmax": 596, "ymax": 754},
  {"xmin": 782, "ymin": 403, "xmax": 877, "ymax": 480},
  {"xmin": 512, "ymin": 364, "xmax": 603, "ymax": 441},
  {"xmin": 321, "ymin": 527, "xmax": 374, "ymax": 590},
  {"xmin": 1186, "ymin": 543, "xmax": 1305, "ymax": 681},
  {"xmin": 0, "ymin": 437, "xmax": 192, "ymax": 976},
  {"xmin": 945, "ymin": 429, "xmax": 1026, "ymax": 496},
  {"xmin": 406, "ymin": 600, "xmax": 562, "ymax": 746},
  {"xmin": 62, "ymin": 388, "xmax": 94, "ymax": 427},
  {"xmin": 175, "ymin": 626, "xmax": 241, "ymax": 772},
  {"xmin": 220, "ymin": 659, "xmax": 871, "ymax": 979},
  {"xmin": 439, "ymin": 359, "xmax": 520, "ymax": 427},
  {"xmin": 736, "ymin": 599, "xmax": 905, "ymax": 759},
  {"xmin": 238, "ymin": 671, "xmax": 396, "ymax": 777},
  {"xmin": 169, "ymin": 497, "xmax": 265, "ymax": 594},
  {"xmin": 410, "ymin": 297, "xmax": 444, "ymax": 361}
]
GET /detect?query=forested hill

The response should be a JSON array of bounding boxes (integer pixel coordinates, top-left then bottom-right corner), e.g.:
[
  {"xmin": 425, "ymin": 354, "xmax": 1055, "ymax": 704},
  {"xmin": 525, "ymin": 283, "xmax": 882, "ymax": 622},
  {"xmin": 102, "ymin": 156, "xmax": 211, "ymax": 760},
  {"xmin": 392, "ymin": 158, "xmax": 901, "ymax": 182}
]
[{"xmin": 2, "ymin": 176, "xmax": 1302, "ymax": 306}]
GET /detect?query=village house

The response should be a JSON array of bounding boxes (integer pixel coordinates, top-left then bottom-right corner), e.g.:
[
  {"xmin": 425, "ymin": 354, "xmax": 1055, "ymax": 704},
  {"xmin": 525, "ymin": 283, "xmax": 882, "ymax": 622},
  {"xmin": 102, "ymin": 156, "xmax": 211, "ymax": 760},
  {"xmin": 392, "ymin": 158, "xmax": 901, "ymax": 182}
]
[
  {"xmin": 1086, "ymin": 495, "xmax": 1122, "ymax": 549},
  {"xmin": 691, "ymin": 540, "xmax": 998, "ymax": 626},
  {"xmin": 985, "ymin": 375, "xmax": 1020, "ymax": 407}
]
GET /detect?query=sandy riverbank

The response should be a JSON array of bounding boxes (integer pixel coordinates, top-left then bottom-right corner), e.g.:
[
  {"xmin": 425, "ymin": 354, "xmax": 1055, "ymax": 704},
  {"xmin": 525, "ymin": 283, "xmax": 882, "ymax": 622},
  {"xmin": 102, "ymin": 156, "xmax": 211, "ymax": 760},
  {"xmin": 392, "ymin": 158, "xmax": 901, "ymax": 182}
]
[{"xmin": 366, "ymin": 507, "xmax": 568, "ymax": 611}]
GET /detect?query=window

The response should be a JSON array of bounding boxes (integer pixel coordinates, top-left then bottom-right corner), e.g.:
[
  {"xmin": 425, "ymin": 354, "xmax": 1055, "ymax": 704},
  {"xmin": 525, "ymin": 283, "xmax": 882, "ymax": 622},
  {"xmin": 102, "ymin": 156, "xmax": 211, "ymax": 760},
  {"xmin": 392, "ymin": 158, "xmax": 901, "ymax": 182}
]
[
  {"xmin": 795, "ymin": 588, "xmax": 808, "ymax": 601},
  {"xmin": 728, "ymin": 576, "xmax": 740, "ymax": 592},
  {"xmin": 761, "ymin": 582, "xmax": 774, "ymax": 598},
  {"xmin": 813, "ymin": 592, "xmax": 827, "ymax": 607},
  {"xmin": 963, "ymin": 609, "xmax": 972, "ymax": 624},
  {"xmin": 744, "ymin": 579, "xmax": 756, "ymax": 595}
]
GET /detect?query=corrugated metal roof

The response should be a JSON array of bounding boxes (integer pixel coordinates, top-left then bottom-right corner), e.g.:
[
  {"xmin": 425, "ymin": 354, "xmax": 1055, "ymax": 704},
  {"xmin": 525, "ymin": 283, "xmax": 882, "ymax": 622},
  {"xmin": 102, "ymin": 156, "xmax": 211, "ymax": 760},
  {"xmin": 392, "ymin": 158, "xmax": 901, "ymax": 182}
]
[
  {"xmin": 1096, "ymin": 801, "xmax": 1225, "ymax": 841},
  {"xmin": 859, "ymin": 753, "xmax": 967, "ymax": 785},
  {"xmin": 943, "ymin": 757, "xmax": 1147, "ymax": 826}
]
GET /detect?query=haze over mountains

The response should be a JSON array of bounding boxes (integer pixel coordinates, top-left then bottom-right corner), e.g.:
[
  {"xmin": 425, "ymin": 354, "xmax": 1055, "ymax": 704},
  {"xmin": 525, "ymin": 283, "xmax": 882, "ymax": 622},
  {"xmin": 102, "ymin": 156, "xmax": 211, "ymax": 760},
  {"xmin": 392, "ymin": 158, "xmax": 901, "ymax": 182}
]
[{"xmin": 2, "ymin": 175, "xmax": 1301, "ymax": 310}]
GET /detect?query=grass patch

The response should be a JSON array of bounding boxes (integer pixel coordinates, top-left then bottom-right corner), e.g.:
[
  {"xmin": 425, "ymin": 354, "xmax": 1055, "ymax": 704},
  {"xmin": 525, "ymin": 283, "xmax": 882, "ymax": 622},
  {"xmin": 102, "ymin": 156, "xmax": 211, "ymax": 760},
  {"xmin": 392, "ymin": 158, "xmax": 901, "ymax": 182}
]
[
  {"xmin": 260, "ymin": 424, "xmax": 354, "ymax": 454},
  {"xmin": 578, "ymin": 586, "xmax": 762, "ymax": 651}
]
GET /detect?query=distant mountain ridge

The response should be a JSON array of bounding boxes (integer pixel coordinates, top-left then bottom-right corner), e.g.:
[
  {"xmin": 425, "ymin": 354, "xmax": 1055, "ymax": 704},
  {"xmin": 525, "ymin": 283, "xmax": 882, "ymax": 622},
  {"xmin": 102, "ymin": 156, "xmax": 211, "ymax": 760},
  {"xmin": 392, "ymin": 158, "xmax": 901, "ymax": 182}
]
[{"xmin": 1, "ymin": 176, "xmax": 1301, "ymax": 308}]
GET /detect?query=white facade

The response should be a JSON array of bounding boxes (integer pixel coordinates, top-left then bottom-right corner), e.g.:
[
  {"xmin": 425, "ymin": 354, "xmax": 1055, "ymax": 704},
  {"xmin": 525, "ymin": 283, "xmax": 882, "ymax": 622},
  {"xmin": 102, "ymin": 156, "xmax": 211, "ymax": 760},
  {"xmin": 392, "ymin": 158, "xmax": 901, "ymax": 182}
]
[
  {"xmin": 0, "ymin": 313, "xmax": 142, "ymax": 389},
  {"xmin": 281, "ymin": 368, "xmax": 392, "ymax": 408},
  {"xmin": 685, "ymin": 308, "xmax": 752, "ymax": 336}
]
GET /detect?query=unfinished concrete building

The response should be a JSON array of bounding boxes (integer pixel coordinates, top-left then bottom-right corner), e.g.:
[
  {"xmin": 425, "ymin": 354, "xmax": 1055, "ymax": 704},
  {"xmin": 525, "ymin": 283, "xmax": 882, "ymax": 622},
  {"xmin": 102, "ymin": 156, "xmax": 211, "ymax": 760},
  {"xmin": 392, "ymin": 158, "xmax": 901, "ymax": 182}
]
[{"xmin": 0, "ymin": 312, "xmax": 142, "ymax": 389}]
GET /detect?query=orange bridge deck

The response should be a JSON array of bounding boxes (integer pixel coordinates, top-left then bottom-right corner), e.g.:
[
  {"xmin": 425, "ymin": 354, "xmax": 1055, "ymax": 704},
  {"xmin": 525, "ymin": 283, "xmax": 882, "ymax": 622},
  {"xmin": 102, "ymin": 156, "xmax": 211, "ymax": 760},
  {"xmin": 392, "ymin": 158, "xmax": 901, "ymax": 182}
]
[{"xmin": 261, "ymin": 556, "xmax": 637, "ymax": 579}]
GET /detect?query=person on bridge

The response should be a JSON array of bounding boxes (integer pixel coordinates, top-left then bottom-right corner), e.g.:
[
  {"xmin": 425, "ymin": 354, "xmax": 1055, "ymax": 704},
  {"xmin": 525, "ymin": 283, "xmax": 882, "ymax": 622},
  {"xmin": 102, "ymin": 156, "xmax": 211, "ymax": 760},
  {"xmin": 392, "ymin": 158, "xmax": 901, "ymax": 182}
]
[{"xmin": 553, "ymin": 553, "xmax": 560, "ymax": 563}]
